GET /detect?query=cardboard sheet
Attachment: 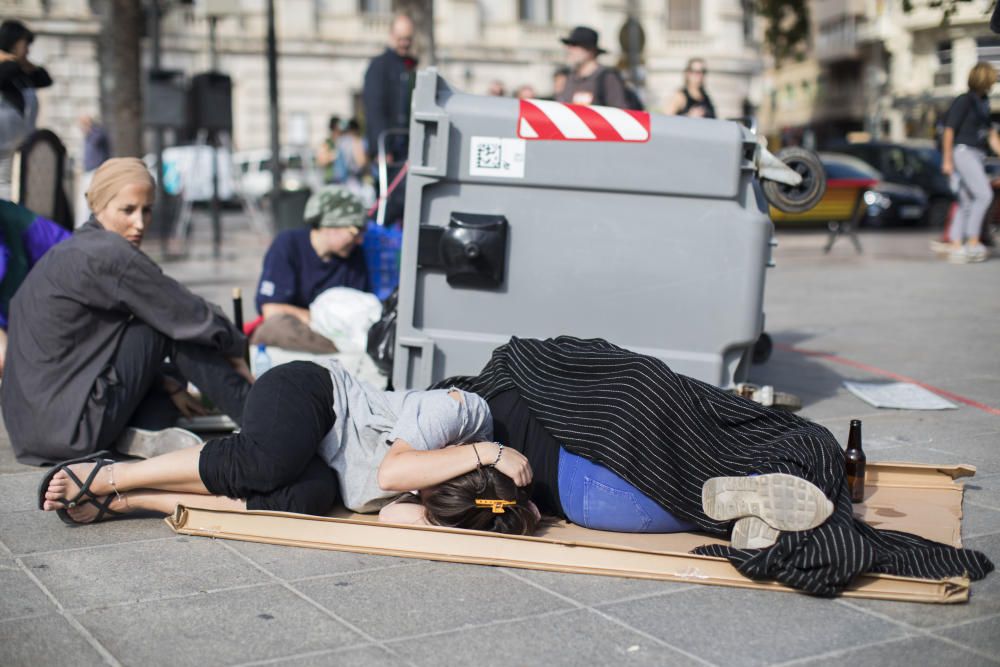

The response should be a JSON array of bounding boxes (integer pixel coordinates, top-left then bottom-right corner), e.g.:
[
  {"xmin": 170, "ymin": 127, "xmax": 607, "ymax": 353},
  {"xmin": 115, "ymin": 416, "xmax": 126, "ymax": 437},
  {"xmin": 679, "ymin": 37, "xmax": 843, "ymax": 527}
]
[{"xmin": 167, "ymin": 461, "xmax": 976, "ymax": 604}]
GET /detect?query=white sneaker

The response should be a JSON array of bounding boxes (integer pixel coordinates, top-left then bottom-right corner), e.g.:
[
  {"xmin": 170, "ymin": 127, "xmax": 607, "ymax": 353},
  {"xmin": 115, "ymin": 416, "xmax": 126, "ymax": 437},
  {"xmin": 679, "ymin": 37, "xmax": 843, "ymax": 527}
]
[
  {"xmin": 702, "ymin": 473, "xmax": 833, "ymax": 531},
  {"xmin": 730, "ymin": 516, "xmax": 780, "ymax": 549},
  {"xmin": 967, "ymin": 244, "xmax": 989, "ymax": 262},
  {"xmin": 948, "ymin": 246, "xmax": 972, "ymax": 264},
  {"xmin": 929, "ymin": 239, "xmax": 952, "ymax": 255},
  {"xmin": 116, "ymin": 427, "xmax": 203, "ymax": 459}
]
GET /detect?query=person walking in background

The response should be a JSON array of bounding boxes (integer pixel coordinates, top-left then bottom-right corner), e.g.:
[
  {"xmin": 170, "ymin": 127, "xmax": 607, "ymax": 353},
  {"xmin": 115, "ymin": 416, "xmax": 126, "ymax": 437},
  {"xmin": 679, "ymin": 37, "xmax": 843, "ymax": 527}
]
[
  {"xmin": 940, "ymin": 62, "xmax": 998, "ymax": 264},
  {"xmin": 75, "ymin": 115, "xmax": 110, "ymax": 227},
  {"xmin": 316, "ymin": 115, "xmax": 344, "ymax": 185},
  {"xmin": 514, "ymin": 84, "xmax": 537, "ymax": 100},
  {"xmin": 362, "ymin": 13, "xmax": 416, "ymax": 224},
  {"xmin": 487, "ymin": 80, "xmax": 506, "ymax": 96},
  {"xmin": 665, "ymin": 57, "xmax": 715, "ymax": 118},
  {"xmin": 0, "ymin": 20, "xmax": 52, "ymax": 200},
  {"xmin": 556, "ymin": 26, "xmax": 628, "ymax": 109}
]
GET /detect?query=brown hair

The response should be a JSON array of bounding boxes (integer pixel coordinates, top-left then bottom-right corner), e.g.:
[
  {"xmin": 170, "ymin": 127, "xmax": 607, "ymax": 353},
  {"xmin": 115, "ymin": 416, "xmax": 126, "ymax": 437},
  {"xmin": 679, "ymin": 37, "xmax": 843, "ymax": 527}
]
[
  {"xmin": 402, "ymin": 466, "xmax": 539, "ymax": 535},
  {"xmin": 968, "ymin": 62, "xmax": 997, "ymax": 95}
]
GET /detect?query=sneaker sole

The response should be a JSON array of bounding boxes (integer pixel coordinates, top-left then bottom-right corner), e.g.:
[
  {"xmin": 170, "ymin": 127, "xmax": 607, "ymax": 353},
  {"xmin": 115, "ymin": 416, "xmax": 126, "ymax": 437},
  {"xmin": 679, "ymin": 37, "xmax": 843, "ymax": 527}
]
[
  {"xmin": 730, "ymin": 517, "xmax": 780, "ymax": 549},
  {"xmin": 117, "ymin": 427, "xmax": 203, "ymax": 459},
  {"xmin": 702, "ymin": 473, "xmax": 833, "ymax": 531}
]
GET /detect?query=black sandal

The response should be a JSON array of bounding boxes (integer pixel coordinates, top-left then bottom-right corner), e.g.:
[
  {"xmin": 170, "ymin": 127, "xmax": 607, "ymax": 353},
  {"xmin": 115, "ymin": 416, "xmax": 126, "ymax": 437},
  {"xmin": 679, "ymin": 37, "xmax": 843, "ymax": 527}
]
[{"xmin": 36, "ymin": 451, "xmax": 124, "ymax": 525}]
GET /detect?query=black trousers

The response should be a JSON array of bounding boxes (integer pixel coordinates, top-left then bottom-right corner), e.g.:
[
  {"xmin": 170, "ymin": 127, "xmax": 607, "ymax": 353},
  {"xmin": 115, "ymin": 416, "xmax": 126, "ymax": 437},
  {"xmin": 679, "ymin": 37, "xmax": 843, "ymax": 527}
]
[
  {"xmin": 199, "ymin": 361, "xmax": 339, "ymax": 514},
  {"xmin": 94, "ymin": 321, "xmax": 252, "ymax": 452}
]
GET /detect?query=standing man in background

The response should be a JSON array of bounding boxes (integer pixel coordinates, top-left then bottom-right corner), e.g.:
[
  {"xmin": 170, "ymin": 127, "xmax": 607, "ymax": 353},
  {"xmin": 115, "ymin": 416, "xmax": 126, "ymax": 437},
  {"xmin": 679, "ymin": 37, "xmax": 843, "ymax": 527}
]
[
  {"xmin": 556, "ymin": 26, "xmax": 628, "ymax": 109},
  {"xmin": 362, "ymin": 13, "xmax": 416, "ymax": 223}
]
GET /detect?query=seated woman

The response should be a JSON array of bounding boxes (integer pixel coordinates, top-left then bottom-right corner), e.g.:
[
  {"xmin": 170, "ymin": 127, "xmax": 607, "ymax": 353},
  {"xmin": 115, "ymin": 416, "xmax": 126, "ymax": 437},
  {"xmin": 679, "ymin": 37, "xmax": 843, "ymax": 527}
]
[
  {"xmin": 2, "ymin": 158, "xmax": 252, "ymax": 466},
  {"xmin": 251, "ymin": 186, "xmax": 371, "ymax": 353}
]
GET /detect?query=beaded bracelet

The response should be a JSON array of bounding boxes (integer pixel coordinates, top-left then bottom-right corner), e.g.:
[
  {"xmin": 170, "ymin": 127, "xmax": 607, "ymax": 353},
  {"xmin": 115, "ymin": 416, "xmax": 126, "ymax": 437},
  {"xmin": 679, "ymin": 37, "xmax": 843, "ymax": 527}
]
[{"xmin": 490, "ymin": 442, "xmax": 504, "ymax": 467}]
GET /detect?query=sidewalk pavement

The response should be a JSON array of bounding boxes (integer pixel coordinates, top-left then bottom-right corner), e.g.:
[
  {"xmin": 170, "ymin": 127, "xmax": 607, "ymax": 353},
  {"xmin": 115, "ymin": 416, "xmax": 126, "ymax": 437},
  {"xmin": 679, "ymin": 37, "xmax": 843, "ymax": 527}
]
[{"xmin": 1, "ymin": 214, "xmax": 999, "ymax": 667}]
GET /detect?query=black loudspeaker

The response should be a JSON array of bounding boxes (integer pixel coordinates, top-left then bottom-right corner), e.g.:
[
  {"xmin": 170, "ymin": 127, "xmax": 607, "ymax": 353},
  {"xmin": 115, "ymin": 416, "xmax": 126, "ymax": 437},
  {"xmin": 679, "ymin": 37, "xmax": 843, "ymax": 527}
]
[
  {"xmin": 190, "ymin": 71, "xmax": 233, "ymax": 132},
  {"xmin": 145, "ymin": 69, "xmax": 187, "ymax": 128}
]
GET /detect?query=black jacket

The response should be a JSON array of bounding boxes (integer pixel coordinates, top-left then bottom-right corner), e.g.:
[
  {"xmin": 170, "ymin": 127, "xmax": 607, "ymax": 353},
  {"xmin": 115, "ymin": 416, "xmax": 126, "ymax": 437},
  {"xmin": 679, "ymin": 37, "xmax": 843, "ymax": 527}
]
[
  {"xmin": 361, "ymin": 48, "xmax": 415, "ymax": 159},
  {"xmin": 0, "ymin": 61, "xmax": 51, "ymax": 116}
]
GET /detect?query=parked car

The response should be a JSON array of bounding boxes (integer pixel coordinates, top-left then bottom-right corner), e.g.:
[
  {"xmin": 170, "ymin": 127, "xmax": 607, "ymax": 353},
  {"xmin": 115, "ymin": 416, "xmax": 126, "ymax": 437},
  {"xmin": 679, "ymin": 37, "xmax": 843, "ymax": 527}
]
[
  {"xmin": 769, "ymin": 153, "xmax": 927, "ymax": 227},
  {"xmin": 834, "ymin": 141, "xmax": 952, "ymax": 226}
]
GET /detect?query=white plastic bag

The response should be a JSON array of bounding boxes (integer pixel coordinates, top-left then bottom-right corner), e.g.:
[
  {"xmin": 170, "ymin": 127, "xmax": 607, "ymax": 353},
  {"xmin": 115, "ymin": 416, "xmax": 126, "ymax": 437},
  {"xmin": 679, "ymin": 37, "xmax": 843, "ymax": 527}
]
[{"xmin": 309, "ymin": 287, "xmax": 382, "ymax": 353}]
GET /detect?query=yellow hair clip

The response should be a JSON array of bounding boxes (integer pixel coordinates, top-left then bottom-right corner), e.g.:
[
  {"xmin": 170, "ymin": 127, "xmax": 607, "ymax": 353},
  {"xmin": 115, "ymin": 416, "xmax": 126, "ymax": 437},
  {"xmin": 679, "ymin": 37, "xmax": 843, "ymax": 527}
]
[{"xmin": 475, "ymin": 498, "xmax": 517, "ymax": 514}]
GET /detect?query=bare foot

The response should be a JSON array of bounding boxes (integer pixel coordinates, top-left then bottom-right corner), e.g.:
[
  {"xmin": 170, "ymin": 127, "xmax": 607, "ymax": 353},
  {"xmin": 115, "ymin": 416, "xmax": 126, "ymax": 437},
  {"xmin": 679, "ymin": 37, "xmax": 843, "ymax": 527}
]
[{"xmin": 42, "ymin": 461, "xmax": 116, "ymax": 511}]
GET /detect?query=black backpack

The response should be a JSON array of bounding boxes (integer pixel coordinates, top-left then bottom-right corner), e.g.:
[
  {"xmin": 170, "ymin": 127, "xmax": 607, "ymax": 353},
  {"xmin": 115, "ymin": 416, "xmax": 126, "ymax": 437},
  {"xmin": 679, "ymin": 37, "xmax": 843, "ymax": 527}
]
[{"xmin": 595, "ymin": 67, "xmax": 645, "ymax": 111}]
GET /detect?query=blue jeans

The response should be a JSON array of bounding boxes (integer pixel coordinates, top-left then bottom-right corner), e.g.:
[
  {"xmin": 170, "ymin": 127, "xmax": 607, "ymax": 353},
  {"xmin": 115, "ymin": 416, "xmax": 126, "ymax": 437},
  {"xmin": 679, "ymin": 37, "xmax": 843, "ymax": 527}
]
[{"xmin": 557, "ymin": 447, "xmax": 696, "ymax": 533}]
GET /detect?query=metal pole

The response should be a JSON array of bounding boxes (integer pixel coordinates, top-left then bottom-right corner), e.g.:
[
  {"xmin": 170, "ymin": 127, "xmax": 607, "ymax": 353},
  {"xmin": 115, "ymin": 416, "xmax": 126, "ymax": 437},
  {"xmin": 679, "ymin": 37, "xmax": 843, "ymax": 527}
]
[
  {"xmin": 149, "ymin": 0, "xmax": 168, "ymax": 255},
  {"xmin": 208, "ymin": 15, "xmax": 221, "ymax": 257},
  {"xmin": 626, "ymin": 0, "xmax": 642, "ymax": 92},
  {"xmin": 266, "ymin": 0, "xmax": 282, "ymax": 227}
]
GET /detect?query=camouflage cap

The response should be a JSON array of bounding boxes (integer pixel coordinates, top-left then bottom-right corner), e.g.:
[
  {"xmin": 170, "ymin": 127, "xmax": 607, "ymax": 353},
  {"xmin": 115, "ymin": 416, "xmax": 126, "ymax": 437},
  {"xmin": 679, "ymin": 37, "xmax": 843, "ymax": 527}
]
[{"xmin": 303, "ymin": 186, "xmax": 366, "ymax": 229}]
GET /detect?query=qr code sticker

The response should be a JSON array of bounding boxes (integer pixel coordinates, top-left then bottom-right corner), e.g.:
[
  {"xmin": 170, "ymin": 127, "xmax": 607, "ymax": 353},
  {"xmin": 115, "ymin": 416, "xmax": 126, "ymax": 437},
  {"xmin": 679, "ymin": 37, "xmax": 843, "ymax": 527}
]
[
  {"xmin": 469, "ymin": 137, "xmax": 526, "ymax": 178},
  {"xmin": 475, "ymin": 141, "xmax": 503, "ymax": 169}
]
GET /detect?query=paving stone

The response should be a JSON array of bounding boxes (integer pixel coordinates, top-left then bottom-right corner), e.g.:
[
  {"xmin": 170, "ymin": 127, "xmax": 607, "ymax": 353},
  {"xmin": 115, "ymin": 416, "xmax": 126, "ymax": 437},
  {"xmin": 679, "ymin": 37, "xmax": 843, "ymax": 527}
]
[
  {"xmin": 0, "ymin": 509, "xmax": 174, "ymax": 556},
  {"xmin": 503, "ymin": 567, "xmax": 695, "ymax": 606},
  {"xmin": 299, "ymin": 560, "xmax": 571, "ymax": 640},
  {"xmin": 389, "ymin": 608, "xmax": 705, "ymax": 667},
  {"xmin": 78, "ymin": 585, "xmax": 361, "ymax": 667},
  {"xmin": 0, "ymin": 614, "xmax": 107, "ymax": 667},
  {"xmin": 598, "ymin": 585, "xmax": 911, "ymax": 667},
  {"xmin": 842, "ymin": 533, "xmax": 1000, "ymax": 629},
  {"xmin": 793, "ymin": 636, "xmax": 996, "ymax": 667},
  {"xmin": 0, "ymin": 559, "xmax": 54, "ymax": 620},
  {"xmin": 23, "ymin": 537, "xmax": 264, "ymax": 610},
  {"xmin": 226, "ymin": 539, "xmax": 411, "ymax": 581},
  {"xmin": 258, "ymin": 644, "xmax": 403, "ymax": 667},
  {"xmin": 933, "ymin": 614, "xmax": 1000, "ymax": 658},
  {"xmin": 961, "ymin": 502, "xmax": 1000, "ymax": 540},
  {"xmin": 0, "ymin": 472, "xmax": 45, "ymax": 514}
]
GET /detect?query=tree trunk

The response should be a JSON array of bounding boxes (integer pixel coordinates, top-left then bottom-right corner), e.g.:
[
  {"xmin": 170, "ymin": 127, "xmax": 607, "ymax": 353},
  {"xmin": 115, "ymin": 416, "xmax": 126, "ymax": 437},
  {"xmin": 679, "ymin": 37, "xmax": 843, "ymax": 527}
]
[
  {"xmin": 92, "ymin": 0, "xmax": 144, "ymax": 157},
  {"xmin": 393, "ymin": 0, "xmax": 435, "ymax": 65}
]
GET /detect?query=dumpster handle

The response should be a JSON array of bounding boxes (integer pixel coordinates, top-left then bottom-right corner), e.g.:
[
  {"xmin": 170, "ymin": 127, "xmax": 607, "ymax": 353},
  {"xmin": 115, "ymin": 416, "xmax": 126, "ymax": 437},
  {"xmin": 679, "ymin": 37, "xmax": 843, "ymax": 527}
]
[
  {"xmin": 409, "ymin": 111, "xmax": 450, "ymax": 178},
  {"xmin": 397, "ymin": 336, "xmax": 435, "ymax": 389}
]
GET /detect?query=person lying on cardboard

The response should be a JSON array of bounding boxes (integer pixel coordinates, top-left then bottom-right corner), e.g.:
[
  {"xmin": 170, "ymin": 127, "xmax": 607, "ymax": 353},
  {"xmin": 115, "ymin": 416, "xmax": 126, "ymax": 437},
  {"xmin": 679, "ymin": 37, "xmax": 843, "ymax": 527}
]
[
  {"xmin": 2, "ymin": 158, "xmax": 252, "ymax": 466},
  {"xmin": 250, "ymin": 186, "xmax": 372, "ymax": 354},
  {"xmin": 37, "ymin": 338, "xmax": 993, "ymax": 597}
]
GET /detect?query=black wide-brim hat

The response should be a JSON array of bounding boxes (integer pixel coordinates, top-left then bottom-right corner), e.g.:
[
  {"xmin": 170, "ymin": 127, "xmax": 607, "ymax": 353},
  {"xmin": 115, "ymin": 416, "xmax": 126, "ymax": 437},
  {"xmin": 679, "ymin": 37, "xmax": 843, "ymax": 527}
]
[{"xmin": 560, "ymin": 26, "xmax": 607, "ymax": 54}]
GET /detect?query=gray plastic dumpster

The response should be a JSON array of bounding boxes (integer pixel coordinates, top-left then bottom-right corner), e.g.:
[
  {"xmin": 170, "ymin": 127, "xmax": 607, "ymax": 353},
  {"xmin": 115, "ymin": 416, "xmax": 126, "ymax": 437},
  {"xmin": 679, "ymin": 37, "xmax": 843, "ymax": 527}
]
[{"xmin": 394, "ymin": 68, "xmax": 773, "ymax": 390}]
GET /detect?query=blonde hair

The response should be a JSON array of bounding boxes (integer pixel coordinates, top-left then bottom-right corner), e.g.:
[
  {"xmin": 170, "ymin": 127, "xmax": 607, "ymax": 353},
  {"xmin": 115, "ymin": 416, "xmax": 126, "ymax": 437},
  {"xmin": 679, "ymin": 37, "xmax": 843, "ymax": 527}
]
[{"xmin": 968, "ymin": 62, "xmax": 997, "ymax": 95}]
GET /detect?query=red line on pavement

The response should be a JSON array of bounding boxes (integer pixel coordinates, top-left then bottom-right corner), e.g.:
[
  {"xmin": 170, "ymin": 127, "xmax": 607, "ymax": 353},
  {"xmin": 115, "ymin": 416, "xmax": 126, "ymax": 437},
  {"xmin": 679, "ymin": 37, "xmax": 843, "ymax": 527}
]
[{"xmin": 774, "ymin": 343, "xmax": 1000, "ymax": 416}]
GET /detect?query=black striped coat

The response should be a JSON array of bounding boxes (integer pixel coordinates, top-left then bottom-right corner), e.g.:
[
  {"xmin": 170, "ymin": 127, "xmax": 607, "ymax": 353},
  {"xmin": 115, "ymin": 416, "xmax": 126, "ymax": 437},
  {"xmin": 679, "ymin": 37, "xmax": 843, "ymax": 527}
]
[{"xmin": 435, "ymin": 336, "xmax": 993, "ymax": 596}]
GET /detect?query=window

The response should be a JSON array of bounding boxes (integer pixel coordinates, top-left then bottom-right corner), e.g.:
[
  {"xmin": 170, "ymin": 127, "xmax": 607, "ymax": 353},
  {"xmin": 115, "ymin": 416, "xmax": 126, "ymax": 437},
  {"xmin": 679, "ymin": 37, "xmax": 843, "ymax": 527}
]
[
  {"xmin": 519, "ymin": 0, "xmax": 554, "ymax": 25},
  {"xmin": 741, "ymin": 0, "xmax": 756, "ymax": 45},
  {"xmin": 359, "ymin": 0, "xmax": 392, "ymax": 15},
  {"xmin": 668, "ymin": 0, "xmax": 701, "ymax": 32}
]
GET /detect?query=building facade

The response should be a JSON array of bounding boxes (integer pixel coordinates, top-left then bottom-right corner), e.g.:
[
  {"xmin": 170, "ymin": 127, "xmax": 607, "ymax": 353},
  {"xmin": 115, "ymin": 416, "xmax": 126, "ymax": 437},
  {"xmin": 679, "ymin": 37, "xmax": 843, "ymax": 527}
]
[
  {"xmin": 758, "ymin": 0, "xmax": 998, "ymax": 149},
  {"xmin": 5, "ymin": 0, "xmax": 764, "ymax": 171}
]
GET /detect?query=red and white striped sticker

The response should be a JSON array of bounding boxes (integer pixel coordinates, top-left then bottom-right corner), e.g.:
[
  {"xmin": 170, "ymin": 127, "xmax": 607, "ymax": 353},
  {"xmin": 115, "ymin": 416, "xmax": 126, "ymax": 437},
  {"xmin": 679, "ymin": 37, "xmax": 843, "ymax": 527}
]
[{"xmin": 517, "ymin": 99, "xmax": 650, "ymax": 143}]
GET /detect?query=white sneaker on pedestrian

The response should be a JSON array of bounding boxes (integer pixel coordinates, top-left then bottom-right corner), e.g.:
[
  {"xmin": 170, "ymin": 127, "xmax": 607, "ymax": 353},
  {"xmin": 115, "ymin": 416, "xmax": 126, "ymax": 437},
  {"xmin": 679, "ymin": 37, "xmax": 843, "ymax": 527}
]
[
  {"xmin": 702, "ymin": 473, "xmax": 833, "ymax": 531},
  {"xmin": 116, "ymin": 427, "xmax": 203, "ymax": 459},
  {"xmin": 967, "ymin": 244, "xmax": 989, "ymax": 262},
  {"xmin": 948, "ymin": 246, "xmax": 972, "ymax": 264},
  {"xmin": 730, "ymin": 516, "xmax": 780, "ymax": 549},
  {"xmin": 929, "ymin": 239, "xmax": 952, "ymax": 255}
]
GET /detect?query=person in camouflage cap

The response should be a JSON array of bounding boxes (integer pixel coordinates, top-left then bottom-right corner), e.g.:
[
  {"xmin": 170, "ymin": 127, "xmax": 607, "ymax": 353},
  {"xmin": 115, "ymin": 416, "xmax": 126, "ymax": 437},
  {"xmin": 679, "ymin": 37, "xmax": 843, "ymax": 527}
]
[
  {"xmin": 253, "ymin": 185, "xmax": 371, "ymax": 332},
  {"xmin": 304, "ymin": 185, "xmax": 366, "ymax": 229}
]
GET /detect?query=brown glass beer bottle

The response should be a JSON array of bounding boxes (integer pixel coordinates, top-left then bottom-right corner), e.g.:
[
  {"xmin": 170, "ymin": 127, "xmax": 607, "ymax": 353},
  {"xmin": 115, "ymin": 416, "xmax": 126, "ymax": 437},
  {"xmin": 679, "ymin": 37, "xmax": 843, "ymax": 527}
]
[{"xmin": 844, "ymin": 419, "xmax": 866, "ymax": 503}]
